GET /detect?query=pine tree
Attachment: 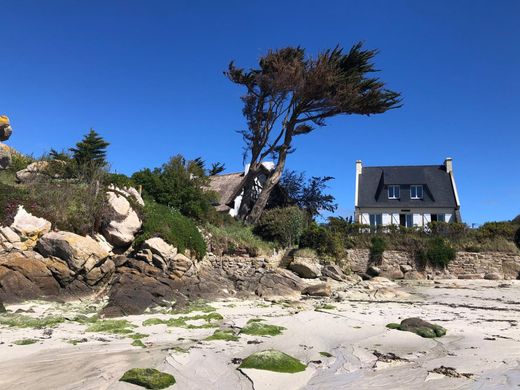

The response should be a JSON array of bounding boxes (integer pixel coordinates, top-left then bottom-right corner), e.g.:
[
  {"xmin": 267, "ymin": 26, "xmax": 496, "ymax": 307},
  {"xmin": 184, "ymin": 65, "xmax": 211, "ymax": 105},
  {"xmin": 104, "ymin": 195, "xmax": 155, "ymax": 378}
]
[{"xmin": 70, "ymin": 129, "xmax": 109, "ymax": 168}]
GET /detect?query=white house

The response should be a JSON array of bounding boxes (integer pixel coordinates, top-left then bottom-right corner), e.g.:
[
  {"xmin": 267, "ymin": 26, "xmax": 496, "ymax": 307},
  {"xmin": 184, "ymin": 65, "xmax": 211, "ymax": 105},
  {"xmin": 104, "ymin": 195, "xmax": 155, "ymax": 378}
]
[{"xmin": 354, "ymin": 158, "xmax": 461, "ymax": 228}]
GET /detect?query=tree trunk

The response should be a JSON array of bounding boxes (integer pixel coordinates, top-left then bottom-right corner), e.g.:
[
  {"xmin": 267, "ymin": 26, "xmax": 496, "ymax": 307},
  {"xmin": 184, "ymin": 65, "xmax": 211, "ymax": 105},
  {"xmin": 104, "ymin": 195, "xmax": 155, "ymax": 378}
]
[
  {"xmin": 246, "ymin": 149, "xmax": 289, "ymax": 224},
  {"xmin": 237, "ymin": 162, "xmax": 261, "ymax": 220}
]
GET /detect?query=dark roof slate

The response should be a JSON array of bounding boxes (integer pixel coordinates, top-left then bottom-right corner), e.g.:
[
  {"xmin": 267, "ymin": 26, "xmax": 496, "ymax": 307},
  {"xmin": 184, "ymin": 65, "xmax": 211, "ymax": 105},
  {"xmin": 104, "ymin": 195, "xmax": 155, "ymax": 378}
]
[{"xmin": 358, "ymin": 165, "xmax": 457, "ymax": 208}]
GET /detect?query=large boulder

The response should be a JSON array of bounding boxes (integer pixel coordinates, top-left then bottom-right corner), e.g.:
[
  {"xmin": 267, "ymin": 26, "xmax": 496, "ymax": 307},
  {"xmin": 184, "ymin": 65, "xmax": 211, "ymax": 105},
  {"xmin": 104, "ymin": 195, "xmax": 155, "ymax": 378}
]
[
  {"xmin": 322, "ymin": 264, "xmax": 347, "ymax": 281},
  {"xmin": 392, "ymin": 317, "xmax": 447, "ymax": 338},
  {"xmin": 0, "ymin": 143, "xmax": 11, "ymax": 170},
  {"xmin": 10, "ymin": 206, "xmax": 52, "ymax": 239},
  {"xmin": 0, "ymin": 115, "xmax": 12, "ymax": 141},
  {"xmin": 102, "ymin": 190, "xmax": 142, "ymax": 247},
  {"xmin": 142, "ymin": 237, "xmax": 177, "ymax": 261},
  {"xmin": 36, "ymin": 231, "xmax": 109, "ymax": 272},
  {"xmin": 302, "ymin": 282, "xmax": 332, "ymax": 297},
  {"xmin": 289, "ymin": 257, "xmax": 321, "ymax": 278},
  {"xmin": 15, "ymin": 161, "xmax": 49, "ymax": 183}
]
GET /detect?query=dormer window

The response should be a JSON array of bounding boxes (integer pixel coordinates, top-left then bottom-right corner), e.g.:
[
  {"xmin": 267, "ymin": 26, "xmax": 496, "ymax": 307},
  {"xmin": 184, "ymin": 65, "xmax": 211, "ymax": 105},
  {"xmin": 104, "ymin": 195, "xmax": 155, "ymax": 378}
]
[
  {"xmin": 388, "ymin": 185, "xmax": 400, "ymax": 199},
  {"xmin": 411, "ymin": 185, "xmax": 423, "ymax": 199}
]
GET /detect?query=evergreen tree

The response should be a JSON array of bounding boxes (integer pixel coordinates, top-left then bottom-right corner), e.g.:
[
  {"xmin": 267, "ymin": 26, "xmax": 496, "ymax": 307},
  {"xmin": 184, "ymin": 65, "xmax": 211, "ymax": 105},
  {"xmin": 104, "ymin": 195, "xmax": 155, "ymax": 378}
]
[{"xmin": 70, "ymin": 129, "xmax": 109, "ymax": 168}]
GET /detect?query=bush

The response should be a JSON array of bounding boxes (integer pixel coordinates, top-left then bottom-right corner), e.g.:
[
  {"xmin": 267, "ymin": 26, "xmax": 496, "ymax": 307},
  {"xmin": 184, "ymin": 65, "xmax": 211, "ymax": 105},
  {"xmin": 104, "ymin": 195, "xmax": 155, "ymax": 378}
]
[
  {"xmin": 515, "ymin": 227, "xmax": 520, "ymax": 250},
  {"xmin": 299, "ymin": 223, "xmax": 344, "ymax": 258},
  {"xmin": 205, "ymin": 222, "xmax": 273, "ymax": 256},
  {"xmin": 477, "ymin": 221, "xmax": 518, "ymax": 240},
  {"xmin": 425, "ymin": 237, "xmax": 456, "ymax": 268},
  {"xmin": 370, "ymin": 236, "xmax": 386, "ymax": 263},
  {"xmin": 253, "ymin": 207, "xmax": 306, "ymax": 247},
  {"xmin": 136, "ymin": 200, "xmax": 206, "ymax": 259}
]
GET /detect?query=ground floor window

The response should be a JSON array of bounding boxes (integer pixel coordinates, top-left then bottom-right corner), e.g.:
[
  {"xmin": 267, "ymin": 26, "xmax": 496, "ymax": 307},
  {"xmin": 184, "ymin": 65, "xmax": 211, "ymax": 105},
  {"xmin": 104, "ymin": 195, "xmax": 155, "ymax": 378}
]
[
  {"xmin": 399, "ymin": 214, "xmax": 414, "ymax": 227},
  {"xmin": 431, "ymin": 214, "xmax": 446, "ymax": 222},
  {"xmin": 369, "ymin": 214, "xmax": 383, "ymax": 227}
]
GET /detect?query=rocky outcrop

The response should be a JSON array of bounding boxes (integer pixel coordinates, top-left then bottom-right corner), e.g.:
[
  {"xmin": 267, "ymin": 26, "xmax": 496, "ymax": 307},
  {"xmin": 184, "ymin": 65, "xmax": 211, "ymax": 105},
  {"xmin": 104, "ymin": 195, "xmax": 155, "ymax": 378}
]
[
  {"xmin": 0, "ymin": 226, "xmax": 23, "ymax": 252},
  {"xmin": 321, "ymin": 264, "xmax": 348, "ymax": 281},
  {"xmin": 0, "ymin": 115, "xmax": 12, "ymax": 141},
  {"xmin": 0, "ymin": 143, "xmax": 11, "ymax": 170},
  {"xmin": 102, "ymin": 189, "xmax": 142, "ymax": 247},
  {"xmin": 302, "ymin": 282, "xmax": 331, "ymax": 297},
  {"xmin": 289, "ymin": 257, "xmax": 321, "ymax": 278},
  {"xmin": 15, "ymin": 161, "xmax": 49, "ymax": 183},
  {"xmin": 36, "ymin": 231, "xmax": 109, "ymax": 272},
  {"xmin": 10, "ymin": 206, "xmax": 52, "ymax": 243}
]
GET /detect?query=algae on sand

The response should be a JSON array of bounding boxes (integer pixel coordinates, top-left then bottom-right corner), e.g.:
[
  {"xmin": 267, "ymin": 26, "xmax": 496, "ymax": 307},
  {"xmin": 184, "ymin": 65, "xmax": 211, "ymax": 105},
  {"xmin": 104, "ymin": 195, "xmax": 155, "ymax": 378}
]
[
  {"xmin": 119, "ymin": 368, "xmax": 176, "ymax": 389},
  {"xmin": 205, "ymin": 329, "xmax": 239, "ymax": 341},
  {"xmin": 239, "ymin": 350, "xmax": 307, "ymax": 373},
  {"xmin": 142, "ymin": 312, "xmax": 223, "ymax": 329},
  {"xmin": 240, "ymin": 319, "xmax": 285, "ymax": 336},
  {"xmin": 0, "ymin": 313, "xmax": 65, "ymax": 329},
  {"xmin": 13, "ymin": 338, "xmax": 38, "ymax": 345},
  {"xmin": 86, "ymin": 319, "xmax": 136, "ymax": 335}
]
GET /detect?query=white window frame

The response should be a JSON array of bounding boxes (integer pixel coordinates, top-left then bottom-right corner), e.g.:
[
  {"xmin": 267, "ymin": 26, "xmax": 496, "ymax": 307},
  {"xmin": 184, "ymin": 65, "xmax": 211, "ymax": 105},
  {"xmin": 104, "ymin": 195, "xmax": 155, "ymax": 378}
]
[
  {"xmin": 388, "ymin": 185, "xmax": 400, "ymax": 199},
  {"xmin": 410, "ymin": 185, "xmax": 423, "ymax": 199},
  {"xmin": 369, "ymin": 213, "xmax": 383, "ymax": 227}
]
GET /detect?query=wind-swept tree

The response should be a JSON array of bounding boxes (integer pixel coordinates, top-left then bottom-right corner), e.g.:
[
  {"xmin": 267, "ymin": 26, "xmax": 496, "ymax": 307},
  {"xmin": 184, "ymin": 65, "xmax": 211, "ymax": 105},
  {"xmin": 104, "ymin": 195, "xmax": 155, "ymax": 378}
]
[
  {"xmin": 70, "ymin": 129, "xmax": 109, "ymax": 168},
  {"xmin": 226, "ymin": 43, "xmax": 401, "ymax": 223}
]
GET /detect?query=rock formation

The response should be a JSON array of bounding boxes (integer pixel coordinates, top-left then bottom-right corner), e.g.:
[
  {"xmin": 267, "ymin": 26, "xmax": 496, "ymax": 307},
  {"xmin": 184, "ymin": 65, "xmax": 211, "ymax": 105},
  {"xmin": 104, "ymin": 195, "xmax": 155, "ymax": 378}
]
[
  {"xmin": 0, "ymin": 115, "xmax": 12, "ymax": 169},
  {"xmin": 101, "ymin": 187, "xmax": 142, "ymax": 247}
]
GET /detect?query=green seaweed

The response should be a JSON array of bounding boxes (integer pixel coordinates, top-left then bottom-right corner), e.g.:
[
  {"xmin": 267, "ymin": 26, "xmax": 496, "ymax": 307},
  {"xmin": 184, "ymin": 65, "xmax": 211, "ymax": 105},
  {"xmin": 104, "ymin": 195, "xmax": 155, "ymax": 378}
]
[
  {"xmin": 239, "ymin": 350, "xmax": 307, "ymax": 373},
  {"xmin": 119, "ymin": 368, "xmax": 176, "ymax": 389},
  {"xmin": 67, "ymin": 338, "xmax": 88, "ymax": 345},
  {"xmin": 86, "ymin": 319, "xmax": 136, "ymax": 334},
  {"xmin": 319, "ymin": 351, "xmax": 333, "ymax": 358},
  {"xmin": 143, "ymin": 313, "xmax": 223, "ymax": 329},
  {"xmin": 128, "ymin": 333, "xmax": 149, "ymax": 340},
  {"xmin": 13, "ymin": 338, "xmax": 38, "ymax": 345},
  {"xmin": 317, "ymin": 304, "xmax": 336, "ymax": 310},
  {"xmin": 0, "ymin": 313, "xmax": 65, "ymax": 329},
  {"xmin": 132, "ymin": 339, "xmax": 146, "ymax": 348},
  {"xmin": 170, "ymin": 300, "xmax": 216, "ymax": 314},
  {"xmin": 205, "ymin": 329, "xmax": 239, "ymax": 341},
  {"xmin": 240, "ymin": 319, "xmax": 285, "ymax": 337},
  {"xmin": 386, "ymin": 323, "xmax": 401, "ymax": 329}
]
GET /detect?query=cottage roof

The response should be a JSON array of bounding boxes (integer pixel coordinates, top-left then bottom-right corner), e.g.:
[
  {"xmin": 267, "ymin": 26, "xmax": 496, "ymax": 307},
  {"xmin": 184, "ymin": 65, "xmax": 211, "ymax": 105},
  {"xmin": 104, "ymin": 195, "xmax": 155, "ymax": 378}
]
[
  {"xmin": 207, "ymin": 172, "xmax": 244, "ymax": 212},
  {"xmin": 358, "ymin": 165, "xmax": 457, "ymax": 208}
]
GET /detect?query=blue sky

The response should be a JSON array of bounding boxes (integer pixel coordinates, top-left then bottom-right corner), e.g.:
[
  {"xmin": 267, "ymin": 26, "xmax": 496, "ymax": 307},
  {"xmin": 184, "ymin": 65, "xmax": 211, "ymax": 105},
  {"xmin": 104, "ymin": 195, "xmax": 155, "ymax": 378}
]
[{"xmin": 1, "ymin": 0, "xmax": 519, "ymax": 225}]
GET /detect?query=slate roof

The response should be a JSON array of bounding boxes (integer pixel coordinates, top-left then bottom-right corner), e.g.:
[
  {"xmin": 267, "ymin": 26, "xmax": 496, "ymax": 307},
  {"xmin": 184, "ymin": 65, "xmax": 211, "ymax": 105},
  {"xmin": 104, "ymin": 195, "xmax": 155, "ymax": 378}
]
[{"xmin": 358, "ymin": 165, "xmax": 458, "ymax": 208}]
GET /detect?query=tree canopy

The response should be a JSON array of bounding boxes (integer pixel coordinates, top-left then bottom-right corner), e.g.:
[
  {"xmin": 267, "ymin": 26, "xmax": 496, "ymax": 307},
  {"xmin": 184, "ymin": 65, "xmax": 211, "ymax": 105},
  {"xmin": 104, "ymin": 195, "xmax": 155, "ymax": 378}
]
[
  {"xmin": 70, "ymin": 129, "xmax": 109, "ymax": 169},
  {"xmin": 226, "ymin": 43, "xmax": 401, "ymax": 223}
]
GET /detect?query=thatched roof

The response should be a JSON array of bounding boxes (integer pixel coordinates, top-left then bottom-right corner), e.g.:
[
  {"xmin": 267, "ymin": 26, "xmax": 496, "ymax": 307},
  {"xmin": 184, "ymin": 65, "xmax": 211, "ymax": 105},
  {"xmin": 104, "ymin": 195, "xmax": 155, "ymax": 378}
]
[{"xmin": 207, "ymin": 172, "xmax": 244, "ymax": 212}]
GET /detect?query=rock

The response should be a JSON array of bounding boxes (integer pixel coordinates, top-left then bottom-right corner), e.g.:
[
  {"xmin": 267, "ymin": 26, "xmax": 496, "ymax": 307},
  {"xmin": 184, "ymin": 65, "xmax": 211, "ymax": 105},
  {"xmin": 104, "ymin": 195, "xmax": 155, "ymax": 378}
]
[
  {"xmin": 85, "ymin": 259, "xmax": 115, "ymax": 286},
  {"xmin": 0, "ymin": 143, "xmax": 11, "ymax": 170},
  {"xmin": 367, "ymin": 265, "xmax": 381, "ymax": 277},
  {"xmin": 359, "ymin": 272, "xmax": 372, "ymax": 280},
  {"xmin": 302, "ymin": 283, "xmax": 332, "ymax": 297},
  {"xmin": 380, "ymin": 270, "xmax": 405, "ymax": 280},
  {"xmin": 395, "ymin": 317, "xmax": 447, "ymax": 338},
  {"xmin": 484, "ymin": 272, "xmax": 502, "ymax": 280},
  {"xmin": 0, "ymin": 300, "xmax": 5, "ymax": 313},
  {"xmin": 134, "ymin": 248, "xmax": 153, "ymax": 263},
  {"xmin": 457, "ymin": 273, "xmax": 484, "ymax": 280},
  {"xmin": 322, "ymin": 264, "xmax": 346, "ymax": 281},
  {"xmin": 0, "ymin": 116, "xmax": 12, "ymax": 141},
  {"xmin": 44, "ymin": 257, "xmax": 75, "ymax": 284},
  {"xmin": 151, "ymin": 254, "xmax": 167, "ymax": 271},
  {"xmin": 170, "ymin": 253, "xmax": 193, "ymax": 276},
  {"xmin": 400, "ymin": 264, "xmax": 413, "ymax": 273},
  {"xmin": 15, "ymin": 161, "xmax": 49, "ymax": 183},
  {"xmin": 404, "ymin": 271, "xmax": 426, "ymax": 280},
  {"xmin": 0, "ymin": 252, "xmax": 61, "ymax": 301},
  {"xmin": 10, "ymin": 206, "xmax": 52, "ymax": 239},
  {"xmin": 0, "ymin": 226, "xmax": 21, "ymax": 243},
  {"xmin": 36, "ymin": 231, "xmax": 109, "ymax": 272},
  {"xmin": 142, "ymin": 237, "xmax": 177, "ymax": 262},
  {"xmin": 102, "ymin": 190, "xmax": 142, "ymax": 247},
  {"xmin": 93, "ymin": 233, "xmax": 113, "ymax": 254},
  {"xmin": 289, "ymin": 257, "xmax": 321, "ymax": 278},
  {"xmin": 107, "ymin": 184, "xmax": 144, "ymax": 206}
]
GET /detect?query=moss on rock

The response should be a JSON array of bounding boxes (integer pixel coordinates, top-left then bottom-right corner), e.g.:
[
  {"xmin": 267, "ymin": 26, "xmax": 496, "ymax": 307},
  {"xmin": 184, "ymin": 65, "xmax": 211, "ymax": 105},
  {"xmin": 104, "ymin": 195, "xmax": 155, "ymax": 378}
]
[
  {"xmin": 239, "ymin": 350, "xmax": 307, "ymax": 373},
  {"xmin": 119, "ymin": 368, "xmax": 176, "ymax": 389},
  {"xmin": 386, "ymin": 317, "xmax": 446, "ymax": 338},
  {"xmin": 13, "ymin": 338, "xmax": 38, "ymax": 345}
]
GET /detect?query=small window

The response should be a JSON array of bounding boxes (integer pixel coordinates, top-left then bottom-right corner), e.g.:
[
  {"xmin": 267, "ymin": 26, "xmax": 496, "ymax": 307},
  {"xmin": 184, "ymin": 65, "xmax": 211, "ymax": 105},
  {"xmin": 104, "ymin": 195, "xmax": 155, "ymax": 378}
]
[
  {"xmin": 388, "ymin": 185, "xmax": 400, "ymax": 199},
  {"xmin": 406, "ymin": 214, "xmax": 414, "ymax": 227},
  {"xmin": 369, "ymin": 214, "xmax": 383, "ymax": 227},
  {"xmin": 410, "ymin": 185, "xmax": 423, "ymax": 199},
  {"xmin": 437, "ymin": 214, "xmax": 445, "ymax": 222}
]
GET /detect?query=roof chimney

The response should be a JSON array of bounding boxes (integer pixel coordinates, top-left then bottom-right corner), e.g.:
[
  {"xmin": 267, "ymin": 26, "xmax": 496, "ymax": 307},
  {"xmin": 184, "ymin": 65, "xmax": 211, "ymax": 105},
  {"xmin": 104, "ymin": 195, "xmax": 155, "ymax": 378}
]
[
  {"xmin": 356, "ymin": 160, "xmax": 363, "ymax": 175},
  {"xmin": 444, "ymin": 157, "xmax": 453, "ymax": 174}
]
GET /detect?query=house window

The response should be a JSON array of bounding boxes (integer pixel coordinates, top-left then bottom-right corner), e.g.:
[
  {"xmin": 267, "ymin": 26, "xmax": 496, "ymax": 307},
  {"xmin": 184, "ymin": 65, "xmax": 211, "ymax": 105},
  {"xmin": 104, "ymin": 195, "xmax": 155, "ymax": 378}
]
[
  {"xmin": 410, "ymin": 185, "xmax": 423, "ymax": 199},
  {"xmin": 369, "ymin": 214, "xmax": 383, "ymax": 227},
  {"xmin": 399, "ymin": 214, "xmax": 414, "ymax": 227},
  {"xmin": 388, "ymin": 185, "xmax": 400, "ymax": 199},
  {"xmin": 437, "ymin": 214, "xmax": 445, "ymax": 222}
]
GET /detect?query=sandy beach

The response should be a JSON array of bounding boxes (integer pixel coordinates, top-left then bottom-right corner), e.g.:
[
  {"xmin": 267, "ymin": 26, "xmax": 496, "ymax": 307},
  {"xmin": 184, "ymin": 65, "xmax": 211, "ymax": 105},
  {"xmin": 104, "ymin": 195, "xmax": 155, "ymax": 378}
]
[{"xmin": 1, "ymin": 279, "xmax": 519, "ymax": 389}]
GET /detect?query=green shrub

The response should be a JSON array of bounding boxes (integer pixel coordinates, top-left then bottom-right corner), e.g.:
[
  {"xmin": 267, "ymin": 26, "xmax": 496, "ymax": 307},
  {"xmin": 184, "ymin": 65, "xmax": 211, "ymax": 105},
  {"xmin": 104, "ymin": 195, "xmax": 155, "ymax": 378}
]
[
  {"xmin": 136, "ymin": 200, "xmax": 206, "ymax": 259},
  {"xmin": 369, "ymin": 236, "xmax": 386, "ymax": 263},
  {"xmin": 205, "ymin": 222, "xmax": 273, "ymax": 256},
  {"xmin": 299, "ymin": 224, "xmax": 344, "ymax": 258},
  {"xmin": 8, "ymin": 153, "xmax": 35, "ymax": 173},
  {"xmin": 515, "ymin": 227, "xmax": 520, "ymax": 250},
  {"xmin": 254, "ymin": 206, "xmax": 306, "ymax": 247},
  {"xmin": 477, "ymin": 221, "xmax": 518, "ymax": 240},
  {"xmin": 425, "ymin": 237, "xmax": 456, "ymax": 268}
]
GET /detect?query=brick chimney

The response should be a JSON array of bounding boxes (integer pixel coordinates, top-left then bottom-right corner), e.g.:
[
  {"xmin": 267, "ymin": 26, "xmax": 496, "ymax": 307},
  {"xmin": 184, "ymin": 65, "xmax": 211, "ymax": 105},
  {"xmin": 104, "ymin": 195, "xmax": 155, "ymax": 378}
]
[{"xmin": 444, "ymin": 157, "xmax": 453, "ymax": 174}]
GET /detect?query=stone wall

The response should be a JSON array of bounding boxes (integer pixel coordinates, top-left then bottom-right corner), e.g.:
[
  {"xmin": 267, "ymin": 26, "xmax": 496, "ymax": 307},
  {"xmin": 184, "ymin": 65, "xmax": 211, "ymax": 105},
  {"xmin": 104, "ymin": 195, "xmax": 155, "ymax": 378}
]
[{"xmin": 346, "ymin": 248, "xmax": 520, "ymax": 280}]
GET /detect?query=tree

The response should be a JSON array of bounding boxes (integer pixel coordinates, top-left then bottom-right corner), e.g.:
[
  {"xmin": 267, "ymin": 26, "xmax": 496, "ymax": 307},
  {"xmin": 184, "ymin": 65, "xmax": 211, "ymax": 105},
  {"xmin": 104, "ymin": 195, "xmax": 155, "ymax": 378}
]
[
  {"xmin": 209, "ymin": 162, "xmax": 226, "ymax": 176},
  {"xmin": 70, "ymin": 129, "xmax": 109, "ymax": 171},
  {"xmin": 280, "ymin": 170, "xmax": 337, "ymax": 220},
  {"xmin": 226, "ymin": 43, "xmax": 401, "ymax": 223}
]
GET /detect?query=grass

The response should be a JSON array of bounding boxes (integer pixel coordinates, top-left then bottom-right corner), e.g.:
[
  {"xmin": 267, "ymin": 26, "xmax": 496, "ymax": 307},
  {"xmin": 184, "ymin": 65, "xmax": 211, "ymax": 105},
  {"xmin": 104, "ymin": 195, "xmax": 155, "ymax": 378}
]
[
  {"xmin": 86, "ymin": 319, "xmax": 136, "ymax": 335},
  {"xmin": 239, "ymin": 350, "xmax": 307, "ymax": 373},
  {"xmin": 13, "ymin": 338, "xmax": 39, "ymax": 345},
  {"xmin": 292, "ymin": 248, "xmax": 318, "ymax": 258},
  {"xmin": 205, "ymin": 222, "xmax": 274, "ymax": 256},
  {"xmin": 0, "ymin": 313, "xmax": 65, "ymax": 329},
  {"xmin": 142, "ymin": 312, "xmax": 223, "ymax": 329},
  {"xmin": 240, "ymin": 319, "xmax": 285, "ymax": 337},
  {"xmin": 205, "ymin": 329, "xmax": 239, "ymax": 341},
  {"xmin": 119, "ymin": 368, "xmax": 176, "ymax": 389}
]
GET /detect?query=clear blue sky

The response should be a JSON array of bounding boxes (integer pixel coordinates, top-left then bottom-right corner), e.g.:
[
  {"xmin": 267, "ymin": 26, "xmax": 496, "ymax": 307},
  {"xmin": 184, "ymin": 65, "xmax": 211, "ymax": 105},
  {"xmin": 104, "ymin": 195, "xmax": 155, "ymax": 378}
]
[{"xmin": 2, "ymin": 0, "xmax": 519, "ymax": 225}]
